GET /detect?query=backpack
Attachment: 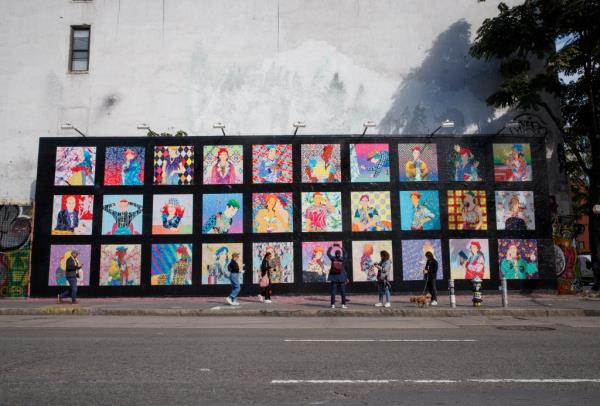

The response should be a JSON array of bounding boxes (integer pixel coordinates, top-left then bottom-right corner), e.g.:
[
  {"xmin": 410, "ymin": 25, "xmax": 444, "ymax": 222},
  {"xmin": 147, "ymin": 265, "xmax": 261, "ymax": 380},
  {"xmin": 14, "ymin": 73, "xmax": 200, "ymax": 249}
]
[{"xmin": 331, "ymin": 259, "xmax": 343, "ymax": 275}]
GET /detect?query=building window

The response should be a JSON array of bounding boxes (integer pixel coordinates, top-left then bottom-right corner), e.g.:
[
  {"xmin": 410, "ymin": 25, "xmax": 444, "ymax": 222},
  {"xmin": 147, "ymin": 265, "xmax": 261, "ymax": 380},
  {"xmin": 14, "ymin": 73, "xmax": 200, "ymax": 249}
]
[{"xmin": 70, "ymin": 26, "xmax": 90, "ymax": 72}]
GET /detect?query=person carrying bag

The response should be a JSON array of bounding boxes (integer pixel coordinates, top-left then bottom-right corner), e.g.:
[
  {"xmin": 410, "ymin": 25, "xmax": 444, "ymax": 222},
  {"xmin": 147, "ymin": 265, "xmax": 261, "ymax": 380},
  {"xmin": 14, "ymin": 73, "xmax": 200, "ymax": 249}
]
[{"xmin": 258, "ymin": 252, "xmax": 273, "ymax": 304}]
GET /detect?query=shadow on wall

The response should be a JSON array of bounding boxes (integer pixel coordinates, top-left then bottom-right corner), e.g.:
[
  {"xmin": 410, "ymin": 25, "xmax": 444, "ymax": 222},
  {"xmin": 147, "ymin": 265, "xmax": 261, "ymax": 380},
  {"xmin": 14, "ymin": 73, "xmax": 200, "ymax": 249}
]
[
  {"xmin": 0, "ymin": 204, "xmax": 32, "ymax": 298},
  {"xmin": 379, "ymin": 19, "xmax": 505, "ymax": 135}
]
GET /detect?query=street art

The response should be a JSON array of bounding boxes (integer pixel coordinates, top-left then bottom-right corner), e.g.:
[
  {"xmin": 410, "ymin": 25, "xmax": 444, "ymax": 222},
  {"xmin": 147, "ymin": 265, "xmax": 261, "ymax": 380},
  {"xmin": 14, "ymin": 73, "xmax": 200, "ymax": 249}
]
[
  {"xmin": 150, "ymin": 243, "xmax": 193, "ymax": 285},
  {"xmin": 252, "ymin": 242, "xmax": 294, "ymax": 284},
  {"xmin": 202, "ymin": 194, "xmax": 243, "ymax": 234},
  {"xmin": 401, "ymin": 240, "xmax": 443, "ymax": 281},
  {"xmin": 99, "ymin": 244, "xmax": 142, "ymax": 286},
  {"xmin": 352, "ymin": 240, "xmax": 393, "ymax": 282},
  {"xmin": 448, "ymin": 144, "xmax": 482, "ymax": 182},
  {"xmin": 101, "ymin": 195, "xmax": 144, "ymax": 235},
  {"xmin": 104, "ymin": 146, "xmax": 145, "ymax": 185},
  {"xmin": 201, "ymin": 243, "xmax": 243, "ymax": 285},
  {"xmin": 48, "ymin": 245, "xmax": 91, "ymax": 286},
  {"xmin": 398, "ymin": 144, "xmax": 438, "ymax": 181},
  {"xmin": 495, "ymin": 191, "xmax": 535, "ymax": 230},
  {"xmin": 301, "ymin": 192, "xmax": 342, "ymax": 232},
  {"xmin": 252, "ymin": 144, "xmax": 293, "ymax": 183},
  {"xmin": 0, "ymin": 204, "xmax": 32, "ymax": 298},
  {"xmin": 493, "ymin": 143, "xmax": 532, "ymax": 182},
  {"xmin": 350, "ymin": 143, "xmax": 390, "ymax": 182},
  {"xmin": 51, "ymin": 194, "xmax": 94, "ymax": 235},
  {"xmin": 153, "ymin": 145, "xmax": 194, "ymax": 185},
  {"xmin": 447, "ymin": 190, "xmax": 488, "ymax": 230},
  {"xmin": 152, "ymin": 194, "xmax": 193, "ymax": 234},
  {"xmin": 54, "ymin": 146, "xmax": 96, "ymax": 186},
  {"xmin": 301, "ymin": 144, "xmax": 341, "ymax": 183},
  {"xmin": 202, "ymin": 145, "xmax": 243, "ymax": 184},
  {"xmin": 449, "ymin": 239, "xmax": 490, "ymax": 280},
  {"xmin": 351, "ymin": 192, "xmax": 391, "ymax": 232},
  {"xmin": 498, "ymin": 239, "xmax": 539, "ymax": 280},
  {"xmin": 252, "ymin": 193, "xmax": 293, "ymax": 233},
  {"xmin": 399, "ymin": 191, "xmax": 440, "ymax": 231},
  {"xmin": 301, "ymin": 241, "xmax": 343, "ymax": 283}
]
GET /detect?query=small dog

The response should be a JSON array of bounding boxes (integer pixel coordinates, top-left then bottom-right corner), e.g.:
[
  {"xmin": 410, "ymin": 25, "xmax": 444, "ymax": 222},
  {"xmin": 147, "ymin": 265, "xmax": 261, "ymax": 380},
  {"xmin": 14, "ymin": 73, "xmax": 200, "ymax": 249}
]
[{"xmin": 409, "ymin": 293, "xmax": 432, "ymax": 308}]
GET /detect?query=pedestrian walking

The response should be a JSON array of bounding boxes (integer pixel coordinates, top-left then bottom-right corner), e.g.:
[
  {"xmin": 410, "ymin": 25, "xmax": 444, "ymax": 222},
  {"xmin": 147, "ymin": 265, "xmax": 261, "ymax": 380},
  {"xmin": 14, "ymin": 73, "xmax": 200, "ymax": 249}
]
[
  {"xmin": 258, "ymin": 252, "xmax": 272, "ymax": 303},
  {"xmin": 424, "ymin": 251, "xmax": 438, "ymax": 305},
  {"xmin": 226, "ymin": 252, "xmax": 242, "ymax": 306},
  {"xmin": 57, "ymin": 250, "xmax": 82, "ymax": 304},
  {"xmin": 374, "ymin": 250, "xmax": 392, "ymax": 307},
  {"xmin": 327, "ymin": 244, "xmax": 348, "ymax": 309}
]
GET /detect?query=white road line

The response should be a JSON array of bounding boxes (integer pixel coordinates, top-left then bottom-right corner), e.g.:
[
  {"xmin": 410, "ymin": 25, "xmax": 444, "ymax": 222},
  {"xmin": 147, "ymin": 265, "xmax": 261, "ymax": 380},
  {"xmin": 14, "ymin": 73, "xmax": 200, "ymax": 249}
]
[
  {"xmin": 272, "ymin": 380, "xmax": 399, "ymax": 384},
  {"xmin": 271, "ymin": 379, "xmax": 600, "ymax": 384},
  {"xmin": 469, "ymin": 379, "xmax": 600, "ymax": 383},
  {"xmin": 283, "ymin": 339, "xmax": 476, "ymax": 342}
]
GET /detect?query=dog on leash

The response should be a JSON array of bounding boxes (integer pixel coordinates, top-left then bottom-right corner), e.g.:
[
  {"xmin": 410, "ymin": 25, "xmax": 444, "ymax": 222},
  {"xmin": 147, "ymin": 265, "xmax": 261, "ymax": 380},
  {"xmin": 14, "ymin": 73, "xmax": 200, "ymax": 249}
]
[{"xmin": 409, "ymin": 293, "xmax": 432, "ymax": 308}]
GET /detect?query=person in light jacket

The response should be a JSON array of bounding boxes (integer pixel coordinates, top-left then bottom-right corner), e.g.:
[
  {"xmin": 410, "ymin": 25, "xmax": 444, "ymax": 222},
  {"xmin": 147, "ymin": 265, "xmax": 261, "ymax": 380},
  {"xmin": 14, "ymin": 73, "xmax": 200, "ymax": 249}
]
[{"xmin": 374, "ymin": 250, "xmax": 392, "ymax": 307}]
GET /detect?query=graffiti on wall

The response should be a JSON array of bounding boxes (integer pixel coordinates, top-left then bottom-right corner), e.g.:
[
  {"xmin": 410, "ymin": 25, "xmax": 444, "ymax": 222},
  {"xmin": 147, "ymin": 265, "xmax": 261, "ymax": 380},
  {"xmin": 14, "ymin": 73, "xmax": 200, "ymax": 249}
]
[{"xmin": 0, "ymin": 204, "xmax": 32, "ymax": 297}]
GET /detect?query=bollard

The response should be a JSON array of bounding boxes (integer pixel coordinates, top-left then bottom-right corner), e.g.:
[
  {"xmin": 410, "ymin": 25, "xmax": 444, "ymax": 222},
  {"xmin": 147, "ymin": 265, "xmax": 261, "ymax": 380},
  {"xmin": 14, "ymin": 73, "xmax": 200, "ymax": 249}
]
[
  {"xmin": 501, "ymin": 277, "xmax": 508, "ymax": 308},
  {"xmin": 448, "ymin": 279, "xmax": 456, "ymax": 308},
  {"xmin": 472, "ymin": 276, "xmax": 483, "ymax": 307}
]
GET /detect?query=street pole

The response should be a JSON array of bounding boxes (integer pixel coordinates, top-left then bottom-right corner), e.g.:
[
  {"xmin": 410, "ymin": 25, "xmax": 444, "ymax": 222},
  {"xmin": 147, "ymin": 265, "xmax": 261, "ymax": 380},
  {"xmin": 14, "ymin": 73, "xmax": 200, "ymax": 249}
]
[
  {"xmin": 501, "ymin": 277, "xmax": 508, "ymax": 308},
  {"xmin": 448, "ymin": 279, "xmax": 456, "ymax": 308}
]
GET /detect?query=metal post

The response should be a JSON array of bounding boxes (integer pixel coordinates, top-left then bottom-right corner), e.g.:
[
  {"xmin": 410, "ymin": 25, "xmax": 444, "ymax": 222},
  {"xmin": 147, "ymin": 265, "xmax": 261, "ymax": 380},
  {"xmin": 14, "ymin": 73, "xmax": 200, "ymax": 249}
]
[
  {"xmin": 501, "ymin": 277, "xmax": 508, "ymax": 308},
  {"xmin": 448, "ymin": 279, "xmax": 456, "ymax": 308}
]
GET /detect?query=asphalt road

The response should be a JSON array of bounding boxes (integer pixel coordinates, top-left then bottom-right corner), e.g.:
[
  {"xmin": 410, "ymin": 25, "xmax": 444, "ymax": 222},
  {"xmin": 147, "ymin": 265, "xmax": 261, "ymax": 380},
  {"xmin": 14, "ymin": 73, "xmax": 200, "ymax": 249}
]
[{"xmin": 1, "ymin": 316, "xmax": 600, "ymax": 405}]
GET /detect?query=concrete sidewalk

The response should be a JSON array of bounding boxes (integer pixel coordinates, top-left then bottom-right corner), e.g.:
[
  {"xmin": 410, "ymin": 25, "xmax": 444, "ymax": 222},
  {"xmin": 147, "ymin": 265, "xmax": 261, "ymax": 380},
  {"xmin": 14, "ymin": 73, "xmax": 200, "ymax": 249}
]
[{"xmin": 1, "ymin": 291, "xmax": 600, "ymax": 317}]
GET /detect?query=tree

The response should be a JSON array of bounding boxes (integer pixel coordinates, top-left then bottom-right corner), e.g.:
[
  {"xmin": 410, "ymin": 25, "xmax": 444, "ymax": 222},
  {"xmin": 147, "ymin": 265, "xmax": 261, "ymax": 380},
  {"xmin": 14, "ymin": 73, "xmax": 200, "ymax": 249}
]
[{"xmin": 470, "ymin": 0, "xmax": 600, "ymax": 286}]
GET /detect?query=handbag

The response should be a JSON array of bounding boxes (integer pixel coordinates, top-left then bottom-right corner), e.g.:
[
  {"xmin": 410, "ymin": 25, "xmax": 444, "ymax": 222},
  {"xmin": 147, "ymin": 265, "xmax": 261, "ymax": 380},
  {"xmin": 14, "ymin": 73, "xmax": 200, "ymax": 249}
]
[{"xmin": 259, "ymin": 274, "xmax": 269, "ymax": 288}]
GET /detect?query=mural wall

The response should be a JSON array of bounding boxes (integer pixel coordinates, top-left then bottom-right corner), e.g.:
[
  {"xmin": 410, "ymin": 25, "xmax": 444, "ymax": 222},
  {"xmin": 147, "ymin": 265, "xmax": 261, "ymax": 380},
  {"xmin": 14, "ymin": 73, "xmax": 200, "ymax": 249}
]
[{"xmin": 0, "ymin": 204, "xmax": 32, "ymax": 298}]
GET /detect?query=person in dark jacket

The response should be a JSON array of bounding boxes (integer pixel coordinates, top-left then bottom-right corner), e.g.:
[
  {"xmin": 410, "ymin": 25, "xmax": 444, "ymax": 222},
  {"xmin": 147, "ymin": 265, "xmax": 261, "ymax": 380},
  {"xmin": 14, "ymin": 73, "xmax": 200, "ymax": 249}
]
[
  {"xmin": 374, "ymin": 250, "xmax": 392, "ymax": 307},
  {"xmin": 226, "ymin": 253, "xmax": 242, "ymax": 306},
  {"xmin": 424, "ymin": 251, "xmax": 438, "ymax": 305},
  {"xmin": 327, "ymin": 244, "xmax": 348, "ymax": 309},
  {"xmin": 57, "ymin": 250, "xmax": 82, "ymax": 304},
  {"xmin": 258, "ymin": 252, "xmax": 272, "ymax": 303}
]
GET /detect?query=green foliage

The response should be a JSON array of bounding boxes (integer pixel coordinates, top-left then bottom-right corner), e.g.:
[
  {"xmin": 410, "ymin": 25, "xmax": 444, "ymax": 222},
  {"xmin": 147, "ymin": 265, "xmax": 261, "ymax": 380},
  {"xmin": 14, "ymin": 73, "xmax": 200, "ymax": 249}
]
[{"xmin": 146, "ymin": 130, "xmax": 188, "ymax": 137}]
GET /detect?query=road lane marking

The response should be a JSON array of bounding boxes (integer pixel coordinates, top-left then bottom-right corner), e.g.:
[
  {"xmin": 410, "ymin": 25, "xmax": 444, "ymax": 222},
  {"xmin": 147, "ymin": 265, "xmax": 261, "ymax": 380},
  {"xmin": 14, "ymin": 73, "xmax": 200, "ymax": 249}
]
[
  {"xmin": 272, "ymin": 380, "xmax": 400, "ymax": 384},
  {"xmin": 272, "ymin": 378, "xmax": 600, "ymax": 384},
  {"xmin": 469, "ymin": 379, "xmax": 600, "ymax": 383},
  {"xmin": 284, "ymin": 339, "xmax": 476, "ymax": 342}
]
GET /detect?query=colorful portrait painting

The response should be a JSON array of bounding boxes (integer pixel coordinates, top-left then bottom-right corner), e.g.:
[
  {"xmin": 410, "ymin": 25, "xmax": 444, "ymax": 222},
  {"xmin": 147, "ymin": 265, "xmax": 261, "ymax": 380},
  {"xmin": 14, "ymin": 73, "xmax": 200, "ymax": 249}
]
[
  {"xmin": 301, "ymin": 192, "xmax": 342, "ymax": 232},
  {"xmin": 398, "ymin": 144, "xmax": 438, "ymax": 181},
  {"xmin": 104, "ymin": 146, "xmax": 145, "ymax": 186},
  {"xmin": 51, "ymin": 194, "xmax": 94, "ymax": 235},
  {"xmin": 498, "ymin": 239, "xmax": 539, "ymax": 280},
  {"xmin": 302, "ymin": 241, "xmax": 343, "ymax": 283},
  {"xmin": 101, "ymin": 195, "xmax": 144, "ymax": 235},
  {"xmin": 301, "ymin": 144, "xmax": 341, "ymax": 183},
  {"xmin": 493, "ymin": 143, "xmax": 532, "ymax": 182},
  {"xmin": 447, "ymin": 190, "xmax": 488, "ymax": 231},
  {"xmin": 350, "ymin": 191, "xmax": 392, "ymax": 232},
  {"xmin": 448, "ymin": 144, "xmax": 483, "ymax": 182},
  {"xmin": 153, "ymin": 145, "xmax": 194, "ymax": 185},
  {"xmin": 449, "ymin": 239, "xmax": 490, "ymax": 280},
  {"xmin": 352, "ymin": 240, "xmax": 394, "ymax": 282},
  {"xmin": 202, "ymin": 194, "xmax": 243, "ymax": 234},
  {"xmin": 201, "ymin": 243, "xmax": 244, "ymax": 285},
  {"xmin": 350, "ymin": 144, "xmax": 390, "ymax": 182},
  {"xmin": 151, "ymin": 243, "xmax": 193, "ymax": 286},
  {"xmin": 152, "ymin": 194, "xmax": 193, "ymax": 234},
  {"xmin": 399, "ymin": 191, "xmax": 440, "ymax": 231},
  {"xmin": 401, "ymin": 240, "xmax": 443, "ymax": 281},
  {"xmin": 54, "ymin": 146, "xmax": 96, "ymax": 186},
  {"xmin": 252, "ymin": 242, "xmax": 294, "ymax": 284},
  {"xmin": 202, "ymin": 145, "xmax": 243, "ymax": 185},
  {"xmin": 495, "ymin": 191, "xmax": 535, "ymax": 231},
  {"xmin": 99, "ymin": 244, "xmax": 142, "ymax": 286},
  {"xmin": 252, "ymin": 144, "xmax": 293, "ymax": 184},
  {"xmin": 252, "ymin": 193, "xmax": 293, "ymax": 233},
  {"xmin": 48, "ymin": 245, "xmax": 91, "ymax": 286}
]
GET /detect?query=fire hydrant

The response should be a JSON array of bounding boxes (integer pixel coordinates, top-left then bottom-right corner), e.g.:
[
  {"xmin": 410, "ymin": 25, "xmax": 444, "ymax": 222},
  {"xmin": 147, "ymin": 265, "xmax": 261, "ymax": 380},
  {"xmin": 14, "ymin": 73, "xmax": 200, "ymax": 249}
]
[{"xmin": 472, "ymin": 276, "xmax": 483, "ymax": 307}]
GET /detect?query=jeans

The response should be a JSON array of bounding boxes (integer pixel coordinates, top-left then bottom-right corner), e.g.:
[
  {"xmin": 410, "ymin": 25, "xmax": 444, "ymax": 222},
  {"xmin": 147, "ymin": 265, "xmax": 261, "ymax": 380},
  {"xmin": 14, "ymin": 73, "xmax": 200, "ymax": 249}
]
[
  {"xmin": 330, "ymin": 282, "xmax": 347, "ymax": 305},
  {"xmin": 378, "ymin": 283, "xmax": 391, "ymax": 303},
  {"xmin": 229, "ymin": 273, "xmax": 241, "ymax": 300},
  {"xmin": 60, "ymin": 277, "xmax": 78, "ymax": 302},
  {"xmin": 426, "ymin": 277, "xmax": 437, "ymax": 301}
]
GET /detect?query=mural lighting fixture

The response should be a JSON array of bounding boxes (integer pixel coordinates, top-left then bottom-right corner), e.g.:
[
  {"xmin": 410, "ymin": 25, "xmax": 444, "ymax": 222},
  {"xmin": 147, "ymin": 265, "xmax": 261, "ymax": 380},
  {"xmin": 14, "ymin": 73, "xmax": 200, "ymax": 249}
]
[
  {"xmin": 430, "ymin": 120, "xmax": 455, "ymax": 135},
  {"xmin": 60, "ymin": 122, "xmax": 87, "ymax": 137},
  {"xmin": 496, "ymin": 120, "xmax": 521, "ymax": 135},
  {"xmin": 213, "ymin": 122, "xmax": 226, "ymax": 136},
  {"xmin": 362, "ymin": 121, "xmax": 377, "ymax": 136},
  {"xmin": 136, "ymin": 123, "xmax": 151, "ymax": 131},
  {"xmin": 292, "ymin": 121, "xmax": 306, "ymax": 136}
]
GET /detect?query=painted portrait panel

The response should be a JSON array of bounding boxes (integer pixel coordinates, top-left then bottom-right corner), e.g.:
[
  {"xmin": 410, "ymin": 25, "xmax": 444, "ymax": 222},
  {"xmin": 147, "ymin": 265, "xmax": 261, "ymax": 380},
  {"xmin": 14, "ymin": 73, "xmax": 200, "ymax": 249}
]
[
  {"xmin": 399, "ymin": 191, "xmax": 440, "ymax": 231},
  {"xmin": 202, "ymin": 194, "xmax": 243, "ymax": 234},
  {"xmin": 152, "ymin": 194, "xmax": 193, "ymax": 234},
  {"xmin": 449, "ymin": 239, "xmax": 490, "ymax": 280},
  {"xmin": 252, "ymin": 242, "xmax": 294, "ymax": 284},
  {"xmin": 301, "ymin": 144, "xmax": 341, "ymax": 183},
  {"xmin": 51, "ymin": 194, "xmax": 94, "ymax": 235},
  {"xmin": 350, "ymin": 143, "xmax": 390, "ymax": 182},
  {"xmin": 201, "ymin": 243, "xmax": 244, "ymax": 285},
  {"xmin": 352, "ymin": 240, "xmax": 393, "ymax": 282},
  {"xmin": 493, "ymin": 143, "xmax": 532, "ymax": 182},
  {"xmin": 302, "ymin": 241, "xmax": 343, "ymax": 283},
  {"xmin": 54, "ymin": 146, "xmax": 96, "ymax": 186},
  {"xmin": 48, "ymin": 244, "xmax": 91, "ymax": 286},
  {"xmin": 301, "ymin": 192, "xmax": 342, "ymax": 232},
  {"xmin": 153, "ymin": 145, "xmax": 194, "ymax": 185},
  {"xmin": 401, "ymin": 240, "xmax": 443, "ymax": 281},
  {"xmin": 398, "ymin": 143, "xmax": 438, "ymax": 181},
  {"xmin": 498, "ymin": 239, "xmax": 539, "ymax": 280},
  {"xmin": 447, "ymin": 143, "xmax": 483, "ymax": 182},
  {"xmin": 202, "ymin": 145, "xmax": 243, "ymax": 185},
  {"xmin": 151, "ymin": 243, "xmax": 193, "ymax": 286},
  {"xmin": 447, "ymin": 190, "xmax": 488, "ymax": 231},
  {"xmin": 252, "ymin": 144, "xmax": 293, "ymax": 184},
  {"xmin": 495, "ymin": 191, "xmax": 535, "ymax": 231},
  {"xmin": 350, "ymin": 191, "xmax": 392, "ymax": 232},
  {"xmin": 101, "ymin": 195, "xmax": 144, "ymax": 235},
  {"xmin": 99, "ymin": 244, "xmax": 142, "ymax": 286},
  {"xmin": 252, "ymin": 193, "xmax": 293, "ymax": 233},
  {"xmin": 104, "ymin": 146, "xmax": 145, "ymax": 186}
]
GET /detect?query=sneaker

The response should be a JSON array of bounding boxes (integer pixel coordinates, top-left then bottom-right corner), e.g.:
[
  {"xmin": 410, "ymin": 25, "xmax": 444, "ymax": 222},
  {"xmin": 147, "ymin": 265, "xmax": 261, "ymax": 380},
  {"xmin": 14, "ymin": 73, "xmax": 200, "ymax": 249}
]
[
  {"xmin": 72, "ymin": 300, "xmax": 79, "ymax": 305},
  {"xmin": 264, "ymin": 299, "xmax": 272, "ymax": 304},
  {"xmin": 430, "ymin": 300, "xmax": 438, "ymax": 306},
  {"xmin": 226, "ymin": 297, "xmax": 234, "ymax": 306},
  {"xmin": 384, "ymin": 303, "xmax": 391, "ymax": 308},
  {"xmin": 341, "ymin": 305, "xmax": 348, "ymax": 309},
  {"xmin": 374, "ymin": 303, "xmax": 383, "ymax": 307},
  {"xmin": 57, "ymin": 294, "xmax": 63, "ymax": 304},
  {"xmin": 258, "ymin": 294, "xmax": 264, "ymax": 303},
  {"xmin": 331, "ymin": 305, "xmax": 336, "ymax": 309},
  {"xmin": 232, "ymin": 301, "xmax": 241, "ymax": 306}
]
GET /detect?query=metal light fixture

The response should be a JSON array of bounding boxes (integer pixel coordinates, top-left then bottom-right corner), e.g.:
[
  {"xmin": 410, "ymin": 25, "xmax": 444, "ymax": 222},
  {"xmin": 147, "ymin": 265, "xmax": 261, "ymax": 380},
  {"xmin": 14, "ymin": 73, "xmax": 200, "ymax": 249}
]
[
  {"xmin": 60, "ymin": 123, "xmax": 87, "ymax": 137},
  {"xmin": 136, "ymin": 123, "xmax": 151, "ymax": 130},
  {"xmin": 362, "ymin": 121, "xmax": 377, "ymax": 136},
  {"xmin": 292, "ymin": 121, "xmax": 306, "ymax": 136},
  {"xmin": 213, "ymin": 122, "xmax": 226, "ymax": 136},
  {"xmin": 430, "ymin": 119, "xmax": 455, "ymax": 135}
]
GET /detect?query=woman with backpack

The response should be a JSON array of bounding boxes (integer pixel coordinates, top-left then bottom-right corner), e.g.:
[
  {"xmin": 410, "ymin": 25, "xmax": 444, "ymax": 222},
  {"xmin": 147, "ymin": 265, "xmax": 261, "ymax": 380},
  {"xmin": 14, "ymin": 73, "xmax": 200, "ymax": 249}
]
[
  {"xmin": 374, "ymin": 250, "xmax": 392, "ymax": 307},
  {"xmin": 326, "ymin": 244, "xmax": 348, "ymax": 309},
  {"xmin": 258, "ymin": 252, "xmax": 273, "ymax": 304}
]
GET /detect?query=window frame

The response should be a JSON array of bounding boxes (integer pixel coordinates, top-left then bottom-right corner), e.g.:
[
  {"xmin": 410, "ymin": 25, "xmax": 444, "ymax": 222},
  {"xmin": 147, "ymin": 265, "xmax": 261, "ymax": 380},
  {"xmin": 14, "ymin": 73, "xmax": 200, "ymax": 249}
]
[{"xmin": 69, "ymin": 25, "xmax": 91, "ymax": 73}]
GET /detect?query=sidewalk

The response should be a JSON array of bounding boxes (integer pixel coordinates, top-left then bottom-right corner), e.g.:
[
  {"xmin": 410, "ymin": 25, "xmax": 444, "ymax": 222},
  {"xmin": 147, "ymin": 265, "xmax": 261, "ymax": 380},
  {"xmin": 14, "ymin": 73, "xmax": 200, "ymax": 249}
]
[{"xmin": 1, "ymin": 291, "xmax": 600, "ymax": 317}]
